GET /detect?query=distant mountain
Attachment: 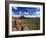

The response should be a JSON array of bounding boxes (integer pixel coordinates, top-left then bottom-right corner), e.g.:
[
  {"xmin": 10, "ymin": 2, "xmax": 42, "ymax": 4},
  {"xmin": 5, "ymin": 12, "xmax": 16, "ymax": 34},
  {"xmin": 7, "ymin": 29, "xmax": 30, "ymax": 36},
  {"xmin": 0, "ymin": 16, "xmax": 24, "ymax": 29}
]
[{"xmin": 18, "ymin": 16, "xmax": 40, "ymax": 19}]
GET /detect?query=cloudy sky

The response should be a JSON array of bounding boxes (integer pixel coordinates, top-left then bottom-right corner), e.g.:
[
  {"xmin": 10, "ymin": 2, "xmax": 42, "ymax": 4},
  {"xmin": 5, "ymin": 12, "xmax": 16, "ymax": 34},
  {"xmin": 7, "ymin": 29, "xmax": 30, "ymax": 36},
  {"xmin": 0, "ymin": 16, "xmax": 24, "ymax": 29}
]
[{"xmin": 12, "ymin": 6, "xmax": 40, "ymax": 17}]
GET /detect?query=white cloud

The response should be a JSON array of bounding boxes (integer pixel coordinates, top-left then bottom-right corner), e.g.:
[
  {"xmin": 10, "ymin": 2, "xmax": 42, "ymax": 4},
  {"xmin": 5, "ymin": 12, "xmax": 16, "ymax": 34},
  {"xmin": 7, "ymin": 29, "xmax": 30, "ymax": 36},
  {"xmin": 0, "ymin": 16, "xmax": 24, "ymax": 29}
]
[
  {"xmin": 36, "ymin": 11, "xmax": 40, "ymax": 15},
  {"xmin": 37, "ymin": 8, "xmax": 39, "ymax": 10},
  {"xmin": 35, "ymin": 8, "xmax": 40, "ymax": 15},
  {"xmin": 19, "ymin": 11, "xmax": 22, "ymax": 15},
  {"xmin": 37, "ymin": 8, "xmax": 40, "ymax": 11},
  {"xmin": 24, "ymin": 15, "xmax": 40, "ymax": 18},
  {"xmin": 12, "ymin": 12, "xmax": 21, "ymax": 17},
  {"xmin": 24, "ymin": 12, "xmax": 29, "ymax": 15},
  {"xmin": 24, "ymin": 11, "xmax": 40, "ymax": 18},
  {"xmin": 12, "ymin": 15, "xmax": 21, "ymax": 17},
  {"xmin": 12, "ymin": 12, "xmax": 15, "ymax": 15},
  {"xmin": 13, "ymin": 7, "xmax": 17, "ymax": 10}
]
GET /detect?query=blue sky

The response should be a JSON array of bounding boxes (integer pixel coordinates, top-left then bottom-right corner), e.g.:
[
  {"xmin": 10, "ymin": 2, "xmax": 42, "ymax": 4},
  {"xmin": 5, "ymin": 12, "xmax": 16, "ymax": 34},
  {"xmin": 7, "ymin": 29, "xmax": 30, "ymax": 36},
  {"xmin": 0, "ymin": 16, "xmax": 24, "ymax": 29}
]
[{"xmin": 12, "ymin": 7, "xmax": 40, "ymax": 16}]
